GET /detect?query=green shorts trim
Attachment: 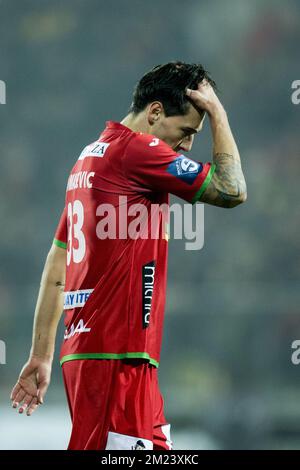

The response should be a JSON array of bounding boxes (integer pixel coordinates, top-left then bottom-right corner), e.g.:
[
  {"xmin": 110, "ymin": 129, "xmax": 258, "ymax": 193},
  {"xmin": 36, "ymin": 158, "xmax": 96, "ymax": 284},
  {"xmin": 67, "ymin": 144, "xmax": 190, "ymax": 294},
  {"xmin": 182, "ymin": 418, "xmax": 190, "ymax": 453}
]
[{"xmin": 60, "ymin": 352, "xmax": 159, "ymax": 368}]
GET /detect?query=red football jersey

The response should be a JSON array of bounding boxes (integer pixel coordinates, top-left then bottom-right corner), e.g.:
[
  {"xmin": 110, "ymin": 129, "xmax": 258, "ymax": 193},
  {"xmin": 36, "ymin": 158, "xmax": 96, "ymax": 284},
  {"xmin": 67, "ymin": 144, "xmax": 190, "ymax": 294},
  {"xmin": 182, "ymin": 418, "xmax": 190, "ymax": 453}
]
[{"xmin": 54, "ymin": 121, "xmax": 215, "ymax": 367}]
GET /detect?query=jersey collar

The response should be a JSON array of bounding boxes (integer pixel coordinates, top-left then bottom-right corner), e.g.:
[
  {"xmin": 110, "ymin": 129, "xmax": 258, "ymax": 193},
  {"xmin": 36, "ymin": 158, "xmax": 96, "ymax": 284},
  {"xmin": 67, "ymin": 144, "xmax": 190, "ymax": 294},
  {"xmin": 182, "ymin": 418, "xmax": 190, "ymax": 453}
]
[{"xmin": 105, "ymin": 121, "xmax": 132, "ymax": 132}]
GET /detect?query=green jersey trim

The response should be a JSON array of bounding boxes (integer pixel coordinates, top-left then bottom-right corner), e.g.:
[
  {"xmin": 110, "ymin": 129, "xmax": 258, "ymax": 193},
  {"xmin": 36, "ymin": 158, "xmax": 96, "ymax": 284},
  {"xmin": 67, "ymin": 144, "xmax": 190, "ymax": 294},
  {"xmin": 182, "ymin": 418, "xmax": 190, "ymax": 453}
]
[
  {"xmin": 53, "ymin": 238, "xmax": 67, "ymax": 249},
  {"xmin": 60, "ymin": 352, "xmax": 159, "ymax": 368},
  {"xmin": 191, "ymin": 164, "xmax": 216, "ymax": 204}
]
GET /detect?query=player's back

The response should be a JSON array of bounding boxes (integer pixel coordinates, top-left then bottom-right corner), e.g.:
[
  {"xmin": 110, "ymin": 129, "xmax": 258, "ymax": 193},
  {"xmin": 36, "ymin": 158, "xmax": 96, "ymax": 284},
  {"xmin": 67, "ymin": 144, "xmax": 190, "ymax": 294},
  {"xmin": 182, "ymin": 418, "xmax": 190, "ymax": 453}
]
[
  {"xmin": 64, "ymin": 122, "xmax": 166, "ymax": 296},
  {"xmin": 55, "ymin": 120, "xmax": 213, "ymax": 366}
]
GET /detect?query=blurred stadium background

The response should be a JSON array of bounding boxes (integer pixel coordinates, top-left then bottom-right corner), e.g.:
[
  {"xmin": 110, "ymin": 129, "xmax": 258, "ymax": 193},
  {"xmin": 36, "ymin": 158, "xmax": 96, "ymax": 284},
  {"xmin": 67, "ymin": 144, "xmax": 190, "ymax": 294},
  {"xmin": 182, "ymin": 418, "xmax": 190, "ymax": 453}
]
[{"xmin": 0, "ymin": 0, "xmax": 300, "ymax": 450}]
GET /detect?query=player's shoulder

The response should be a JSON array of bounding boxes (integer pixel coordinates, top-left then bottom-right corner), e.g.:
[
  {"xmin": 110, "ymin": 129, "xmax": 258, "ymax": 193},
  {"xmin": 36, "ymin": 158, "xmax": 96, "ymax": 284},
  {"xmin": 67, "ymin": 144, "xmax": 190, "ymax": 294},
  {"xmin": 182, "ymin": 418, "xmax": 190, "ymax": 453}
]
[{"xmin": 129, "ymin": 132, "xmax": 173, "ymax": 155}]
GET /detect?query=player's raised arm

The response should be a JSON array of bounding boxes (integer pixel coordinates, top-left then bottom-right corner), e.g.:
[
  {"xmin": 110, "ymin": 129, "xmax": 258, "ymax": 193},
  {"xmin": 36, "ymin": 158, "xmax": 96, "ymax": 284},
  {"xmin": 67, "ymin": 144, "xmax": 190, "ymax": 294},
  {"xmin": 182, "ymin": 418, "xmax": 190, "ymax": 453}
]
[
  {"xmin": 186, "ymin": 82, "xmax": 247, "ymax": 208},
  {"xmin": 10, "ymin": 243, "xmax": 66, "ymax": 416}
]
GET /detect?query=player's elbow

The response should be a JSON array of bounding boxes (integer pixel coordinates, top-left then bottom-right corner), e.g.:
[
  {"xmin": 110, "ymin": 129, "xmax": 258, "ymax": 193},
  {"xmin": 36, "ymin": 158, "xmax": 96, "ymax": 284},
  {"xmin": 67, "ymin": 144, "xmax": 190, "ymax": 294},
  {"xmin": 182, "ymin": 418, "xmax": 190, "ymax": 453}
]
[
  {"xmin": 221, "ymin": 189, "xmax": 247, "ymax": 208},
  {"xmin": 239, "ymin": 189, "xmax": 247, "ymax": 204},
  {"xmin": 234, "ymin": 190, "xmax": 247, "ymax": 207}
]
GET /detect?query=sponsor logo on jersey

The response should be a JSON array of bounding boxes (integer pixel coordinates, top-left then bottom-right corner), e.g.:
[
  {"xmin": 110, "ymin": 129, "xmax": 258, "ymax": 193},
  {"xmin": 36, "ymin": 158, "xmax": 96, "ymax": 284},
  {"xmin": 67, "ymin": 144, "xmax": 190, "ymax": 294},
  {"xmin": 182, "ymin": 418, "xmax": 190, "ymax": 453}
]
[
  {"xmin": 131, "ymin": 440, "xmax": 146, "ymax": 450},
  {"xmin": 78, "ymin": 141, "xmax": 110, "ymax": 160},
  {"xmin": 149, "ymin": 137, "xmax": 159, "ymax": 147},
  {"xmin": 64, "ymin": 289, "xmax": 94, "ymax": 310},
  {"xmin": 105, "ymin": 431, "xmax": 153, "ymax": 450},
  {"xmin": 167, "ymin": 155, "xmax": 203, "ymax": 185},
  {"xmin": 64, "ymin": 319, "xmax": 91, "ymax": 340},
  {"xmin": 142, "ymin": 261, "xmax": 156, "ymax": 329}
]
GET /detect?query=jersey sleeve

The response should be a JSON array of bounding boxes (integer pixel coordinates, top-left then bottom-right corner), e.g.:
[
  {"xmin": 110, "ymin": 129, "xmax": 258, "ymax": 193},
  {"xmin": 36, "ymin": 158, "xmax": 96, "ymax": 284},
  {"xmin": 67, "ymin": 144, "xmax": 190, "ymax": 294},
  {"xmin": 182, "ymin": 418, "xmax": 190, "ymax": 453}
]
[
  {"xmin": 53, "ymin": 206, "xmax": 67, "ymax": 249},
  {"xmin": 123, "ymin": 134, "xmax": 215, "ymax": 203}
]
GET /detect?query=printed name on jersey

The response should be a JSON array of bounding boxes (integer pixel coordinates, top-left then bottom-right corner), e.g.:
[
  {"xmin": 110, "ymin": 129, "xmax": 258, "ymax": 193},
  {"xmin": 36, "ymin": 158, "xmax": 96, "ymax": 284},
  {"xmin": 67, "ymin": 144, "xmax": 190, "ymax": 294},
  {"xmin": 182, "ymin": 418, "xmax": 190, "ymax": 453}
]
[
  {"xmin": 66, "ymin": 171, "xmax": 95, "ymax": 192},
  {"xmin": 142, "ymin": 261, "xmax": 156, "ymax": 329},
  {"xmin": 64, "ymin": 289, "xmax": 94, "ymax": 310},
  {"xmin": 167, "ymin": 155, "xmax": 203, "ymax": 185},
  {"xmin": 78, "ymin": 141, "xmax": 110, "ymax": 160},
  {"xmin": 64, "ymin": 319, "xmax": 91, "ymax": 340}
]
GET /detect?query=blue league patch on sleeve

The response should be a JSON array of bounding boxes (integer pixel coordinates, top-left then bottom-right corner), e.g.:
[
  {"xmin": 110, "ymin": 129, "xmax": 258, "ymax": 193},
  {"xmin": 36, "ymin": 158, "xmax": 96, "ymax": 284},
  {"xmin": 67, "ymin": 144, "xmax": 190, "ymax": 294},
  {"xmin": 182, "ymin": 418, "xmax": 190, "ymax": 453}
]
[{"xmin": 167, "ymin": 155, "xmax": 203, "ymax": 185}]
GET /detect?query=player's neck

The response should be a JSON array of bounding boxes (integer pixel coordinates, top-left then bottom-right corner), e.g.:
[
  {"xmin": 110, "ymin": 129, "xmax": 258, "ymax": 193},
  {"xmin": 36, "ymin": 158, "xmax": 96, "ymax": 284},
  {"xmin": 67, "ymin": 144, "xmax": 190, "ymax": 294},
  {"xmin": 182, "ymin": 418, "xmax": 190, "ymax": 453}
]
[{"xmin": 121, "ymin": 113, "xmax": 150, "ymax": 134}]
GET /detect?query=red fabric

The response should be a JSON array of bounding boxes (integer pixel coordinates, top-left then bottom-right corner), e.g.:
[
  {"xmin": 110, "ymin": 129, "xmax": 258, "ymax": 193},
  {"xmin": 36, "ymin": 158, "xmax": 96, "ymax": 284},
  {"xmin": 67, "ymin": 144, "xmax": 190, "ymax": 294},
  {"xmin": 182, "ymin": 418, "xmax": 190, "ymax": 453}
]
[
  {"xmin": 62, "ymin": 359, "xmax": 171, "ymax": 450},
  {"xmin": 54, "ymin": 121, "xmax": 212, "ymax": 366}
]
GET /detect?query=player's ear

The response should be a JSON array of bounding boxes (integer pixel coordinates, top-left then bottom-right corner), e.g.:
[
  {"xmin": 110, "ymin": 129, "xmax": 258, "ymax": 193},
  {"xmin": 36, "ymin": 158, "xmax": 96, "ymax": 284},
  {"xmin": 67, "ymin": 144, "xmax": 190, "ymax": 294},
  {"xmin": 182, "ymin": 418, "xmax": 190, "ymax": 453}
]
[{"xmin": 148, "ymin": 101, "xmax": 163, "ymax": 125}]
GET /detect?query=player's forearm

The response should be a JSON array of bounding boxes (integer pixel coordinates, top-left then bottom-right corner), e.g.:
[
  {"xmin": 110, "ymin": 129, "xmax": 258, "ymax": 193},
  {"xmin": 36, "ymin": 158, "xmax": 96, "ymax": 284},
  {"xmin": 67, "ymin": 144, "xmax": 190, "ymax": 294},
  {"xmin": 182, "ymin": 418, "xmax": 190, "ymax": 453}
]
[
  {"xmin": 210, "ymin": 106, "xmax": 240, "ymax": 162},
  {"xmin": 30, "ymin": 251, "xmax": 65, "ymax": 361},
  {"xmin": 209, "ymin": 106, "xmax": 247, "ymax": 204}
]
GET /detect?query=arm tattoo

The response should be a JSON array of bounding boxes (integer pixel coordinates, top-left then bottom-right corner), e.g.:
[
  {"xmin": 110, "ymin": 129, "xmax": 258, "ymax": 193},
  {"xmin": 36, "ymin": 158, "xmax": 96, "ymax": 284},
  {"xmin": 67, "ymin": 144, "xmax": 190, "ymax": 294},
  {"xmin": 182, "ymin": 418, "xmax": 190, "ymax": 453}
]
[
  {"xmin": 214, "ymin": 152, "xmax": 245, "ymax": 197},
  {"xmin": 202, "ymin": 153, "xmax": 247, "ymax": 208}
]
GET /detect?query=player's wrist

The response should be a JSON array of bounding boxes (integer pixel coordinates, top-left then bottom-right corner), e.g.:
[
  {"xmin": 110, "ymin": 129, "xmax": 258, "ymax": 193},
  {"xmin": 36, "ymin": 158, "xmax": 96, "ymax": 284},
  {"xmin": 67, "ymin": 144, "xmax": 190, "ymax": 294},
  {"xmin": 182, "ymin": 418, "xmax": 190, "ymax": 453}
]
[
  {"xmin": 29, "ymin": 350, "xmax": 54, "ymax": 364},
  {"xmin": 207, "ymin": 101, "xmax": 227, "ymax": 120}
]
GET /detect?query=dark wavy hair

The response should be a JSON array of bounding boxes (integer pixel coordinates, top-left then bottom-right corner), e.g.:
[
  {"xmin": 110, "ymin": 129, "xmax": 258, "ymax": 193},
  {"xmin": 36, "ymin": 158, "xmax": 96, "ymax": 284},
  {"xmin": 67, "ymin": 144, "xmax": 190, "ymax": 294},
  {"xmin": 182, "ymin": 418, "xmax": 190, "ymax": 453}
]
[{"xmin": 129, "ymin": 61, "xmax": 217, "ymax": 116}]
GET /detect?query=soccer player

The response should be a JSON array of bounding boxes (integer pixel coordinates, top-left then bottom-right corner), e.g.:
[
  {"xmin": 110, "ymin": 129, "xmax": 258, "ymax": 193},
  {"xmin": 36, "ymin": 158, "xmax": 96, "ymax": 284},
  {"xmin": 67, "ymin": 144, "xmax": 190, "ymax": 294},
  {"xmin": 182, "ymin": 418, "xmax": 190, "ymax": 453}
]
[{"xmin": 10, "ymin": 62, "xmax": 247, "ymax": 450}]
